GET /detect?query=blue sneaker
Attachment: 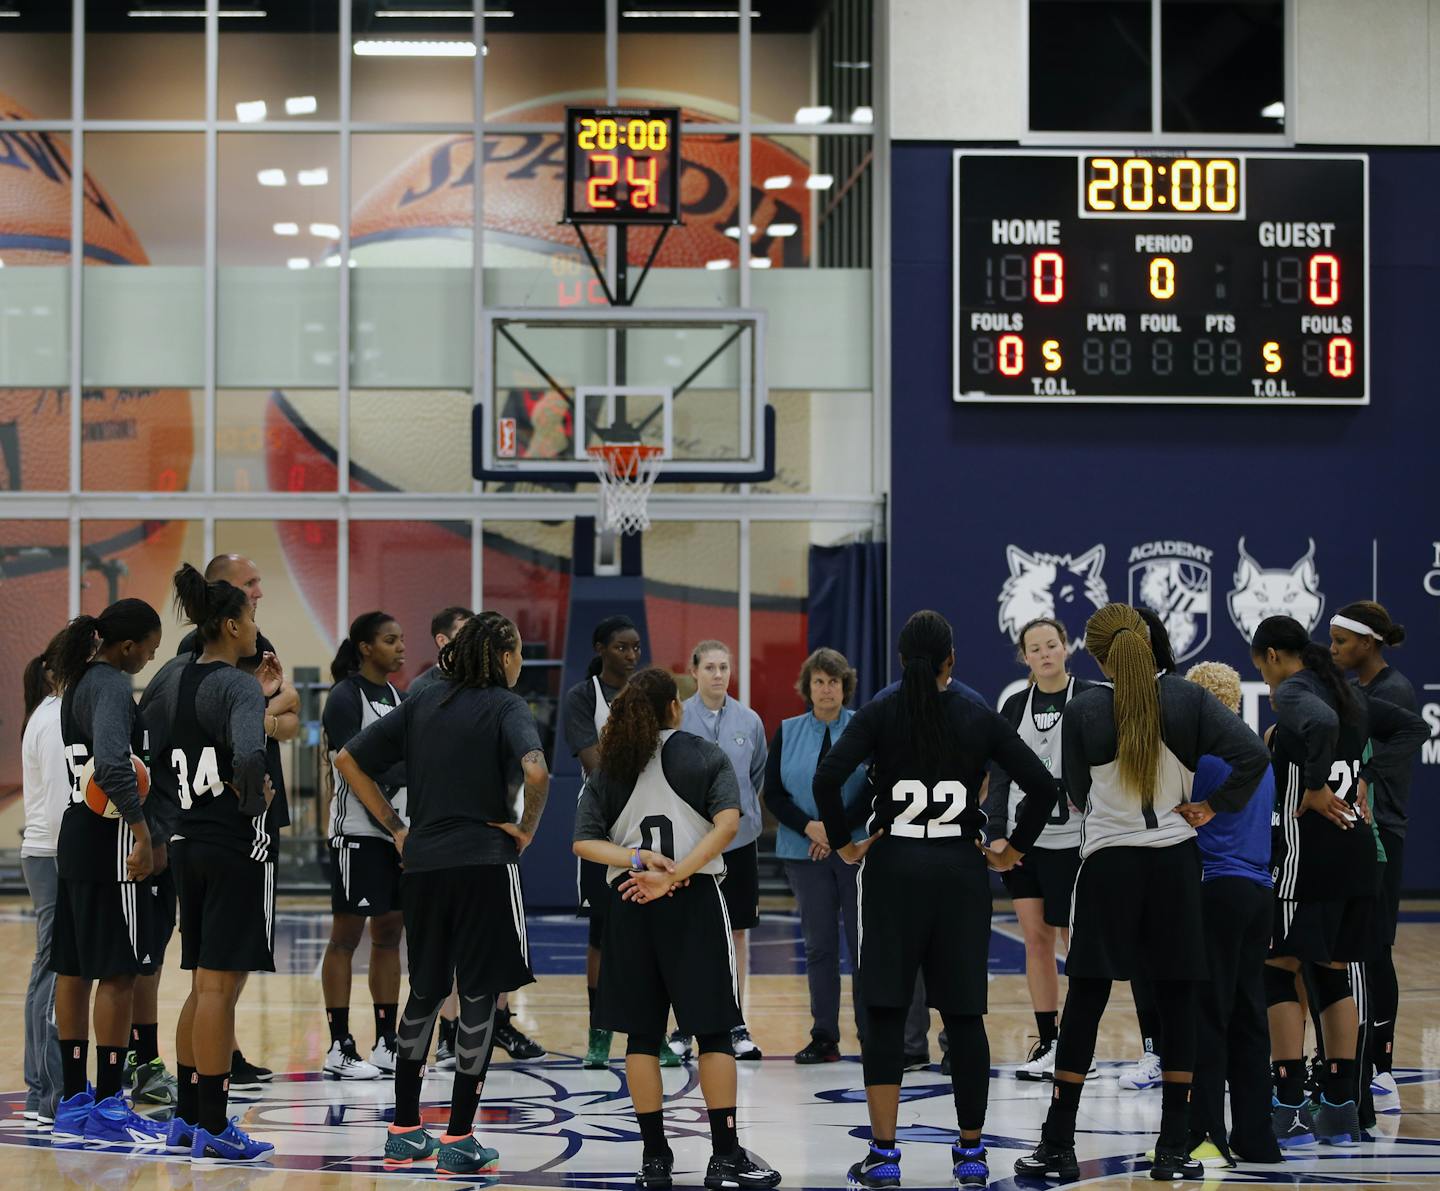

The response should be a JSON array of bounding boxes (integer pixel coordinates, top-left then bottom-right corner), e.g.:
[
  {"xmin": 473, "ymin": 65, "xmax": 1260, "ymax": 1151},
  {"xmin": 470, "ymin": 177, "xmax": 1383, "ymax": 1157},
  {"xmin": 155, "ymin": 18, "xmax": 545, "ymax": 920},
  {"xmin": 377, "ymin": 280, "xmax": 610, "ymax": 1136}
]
[
  {"xmin": 384, "ymin": 1123, "xmax": 439, "ymax": 1166},
  {"xmin": 848, "ymin": 1142, "xmax": 901, "ymax": 1188},
  {"xmin": 165, "ymin": 1115, "xmax": 197, "ymax": 1155},
  {"xmin": 51, "ymin": 1086, "xmax": 94, "ymax": 1144},
  {"xmin": 83, "ymin": 1093, "xmax": 168, "ymax": 1150},
  {"xmin": 435, "ymin": 1133, "xmax": 500, "ymax": 1175},
  {"xmin": 191, "ymin": 1118, "xmax": 275, "ymax": 1164},
  {"xmin": 953, "ymin": 1142, "xmax": 988, "ymax": 1188}
]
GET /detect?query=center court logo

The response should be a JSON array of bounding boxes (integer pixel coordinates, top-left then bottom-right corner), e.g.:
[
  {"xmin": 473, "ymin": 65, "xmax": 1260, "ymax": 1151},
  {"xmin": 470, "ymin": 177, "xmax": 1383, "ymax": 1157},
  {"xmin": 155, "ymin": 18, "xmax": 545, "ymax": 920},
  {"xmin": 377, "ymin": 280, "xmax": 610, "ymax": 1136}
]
[
  {"xmin": 1226, "ymin": 537, "xmax": 1325, "ymax": 640},
  {"xmin": 998, "ymin": 544, "xmax": 1108, "ymax": 653},
  {"xmin": 1128, "ymin": 541, "xmax": 1213, "ymax": 664}
]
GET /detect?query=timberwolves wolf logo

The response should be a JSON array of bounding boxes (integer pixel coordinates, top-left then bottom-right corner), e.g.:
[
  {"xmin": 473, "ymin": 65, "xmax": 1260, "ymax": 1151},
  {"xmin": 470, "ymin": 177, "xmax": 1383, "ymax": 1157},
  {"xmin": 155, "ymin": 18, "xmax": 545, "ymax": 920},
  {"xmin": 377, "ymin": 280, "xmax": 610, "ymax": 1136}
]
[
  {"xmin": 1128, "ymin": 541, "xmax": 1213, "ymax": 664},
  {"xmin": 998, "ymin": 545, "xmax": 1109, "ymax": 652},
  {"xmin": 1226, "ymin": 538, "xmax": 1325, "ymax": 640}
]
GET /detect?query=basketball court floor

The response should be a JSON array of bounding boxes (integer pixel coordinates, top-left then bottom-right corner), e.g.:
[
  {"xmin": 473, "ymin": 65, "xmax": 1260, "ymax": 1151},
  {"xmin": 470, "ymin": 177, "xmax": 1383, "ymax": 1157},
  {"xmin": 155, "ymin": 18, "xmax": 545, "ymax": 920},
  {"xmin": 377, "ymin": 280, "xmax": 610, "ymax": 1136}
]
[{"xmin": 2, "ymin": 898, "xmax": 1439, "ymax": 1190}]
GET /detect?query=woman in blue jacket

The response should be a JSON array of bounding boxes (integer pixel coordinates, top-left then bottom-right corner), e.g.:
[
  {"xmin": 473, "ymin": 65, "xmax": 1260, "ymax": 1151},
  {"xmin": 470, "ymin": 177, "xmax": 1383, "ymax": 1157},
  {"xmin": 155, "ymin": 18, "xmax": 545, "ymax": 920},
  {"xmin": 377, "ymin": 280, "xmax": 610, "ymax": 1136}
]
[{"xmin": 764, "ymin": 648, "xmax": 871, "ymax": 1063}]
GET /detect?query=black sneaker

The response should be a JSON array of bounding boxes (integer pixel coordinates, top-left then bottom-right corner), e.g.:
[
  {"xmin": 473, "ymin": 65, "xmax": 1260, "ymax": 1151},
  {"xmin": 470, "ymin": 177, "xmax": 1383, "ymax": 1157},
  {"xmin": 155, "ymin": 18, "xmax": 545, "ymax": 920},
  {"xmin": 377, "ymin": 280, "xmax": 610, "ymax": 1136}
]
[
  {"xmin": 847, "ymin": 1143, "xmax": 901, "ymax": 1188},
  {"xmin": 230, "ymin": 1051, "xmax": 271, "ymax": 1092},
  {"xmin": 494, "ymin": 1019, "xmax": 547, "ymax": 1061},
  {"xmin": 637, "ymin": 1150, "xmax": 675, "ymax": 1189},
  {"xmin": 952, "ymin": 1143, "xmax": 988, "ymax": 1188},
  {"xmin": 1149, "ymin": 1149, "xmax": 1204, "ymax": 1181},
  {"xmin": 1014, "ymin": 1140, "xmax": 1079, "ymax": 1181},
  {"xmin": 1270, "ymin": 1098, "xmax": 1315, "ymax": 1148},
  {"xmin": 704, "ymin": 1148, "xmax": 782, "ymax": 1189},
  {"xmin": 795, "ymin": 1037, "xmax": 842, "ymax": 1064},
  {"xmin": 940, "ymin": 1051, "xmax": 951, "ymax": 1077}
]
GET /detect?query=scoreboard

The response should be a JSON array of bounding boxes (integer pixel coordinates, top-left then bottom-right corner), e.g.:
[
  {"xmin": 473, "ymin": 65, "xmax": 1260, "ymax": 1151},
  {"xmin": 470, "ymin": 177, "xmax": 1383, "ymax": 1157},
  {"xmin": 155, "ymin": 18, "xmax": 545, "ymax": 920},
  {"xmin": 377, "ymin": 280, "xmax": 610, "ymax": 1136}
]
[
  {"xmin": 952, "ymin": 151, "xmax": 1368, "ymax": 405},
  {"xmin": 564, "ymin": 106, "xmax": 681, "ymax": 225}
]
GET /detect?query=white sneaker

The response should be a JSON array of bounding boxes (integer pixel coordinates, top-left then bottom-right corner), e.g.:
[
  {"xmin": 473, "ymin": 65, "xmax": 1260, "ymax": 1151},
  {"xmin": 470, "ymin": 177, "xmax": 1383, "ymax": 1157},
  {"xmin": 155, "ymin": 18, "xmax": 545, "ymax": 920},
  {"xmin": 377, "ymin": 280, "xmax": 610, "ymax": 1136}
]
[
  {"xmin": 369, "ymin": 1037, "xmax": 398, "ymax": 1074},
  {"xmin": 731, "ymin": 1025, "xmax": 762, "ymax": 1061},
  {"xmin": 1117, "ymin": 1049, "xmax": 1162, "ymax": 1090},
  {"xmin": 1016, "ymin": 1038, "xmax": 1056, "ymax": 1081},
  {"xmin": 324, "ymin": 1037, "xmax": 383, "ymax": 1080},
  {"xmin": 1371, "ymin": 1070, "xmax": 1401, "ymax": 1112}
]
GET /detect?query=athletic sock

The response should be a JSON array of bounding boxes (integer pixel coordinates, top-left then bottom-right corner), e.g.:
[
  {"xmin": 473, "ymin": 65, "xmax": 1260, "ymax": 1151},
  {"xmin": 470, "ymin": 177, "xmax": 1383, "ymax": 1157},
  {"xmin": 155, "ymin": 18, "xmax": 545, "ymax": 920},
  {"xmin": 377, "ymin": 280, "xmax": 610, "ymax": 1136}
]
[
  {"xmin": 1273, "ymin": 1059, "xmax": 1305, "ymax": 1105},
  {"xmin": 708, "ymin": 1106, "xmax": 739, "ymax": 1156},
  {"xmin": 1041, "ymin": 1079, "xmax": 1084, "ymax": 1147},
  {"xmin": 375, "ymin": 1002, "xmax": 398, "ymax": 1048},
  {"xmin": 196, "ymin": 1073, "xmax": 229, "ymax": 1136},
  {"xmin": 394, "ymin": 1058, "xmax": 424, "ymax": 1128},
  {"xmin": 1157, "ymin": 1081, "xmax": 1192, "ymax": 1150},
  {"xmin": 448, "ymin": 1073, "xmax": 482, "ymax": 1137},
  {"xmin": 1035, "ymin": 1011, "xmax": 1058, "ymax": 1048},
  {"xmin": 587, "ymin": 985, "xmax": 598, "ymax": 1030},
  {"xmin": 96, "ymin": 1045, "xmax": 127, "ymax": 1100},
  {"xmin": 326, "ymin": 1007, "xmax": 350, "ymax": 1046},
  {"xmin": 1325, "ymin": 1057, "xmax": 1356, "ymax": 1104},
  {"xmin": 871, "ymin": 1137, "xmax": 896, "ymax": 1152},
  {"xmin": 177, "ymin": 1064, "xmax": 198, "ymax": 1124},
  {"xmin": 638, "ymin": 1109, "xmax": 669, "ymax": 1157},
  {"xmin": 439, "ymin": 1016, "xmax": 458, "ymax": 1048},
  {"xmin": 130, "ymin": 1022, "xmax": 159, "ymax": 1066},
  {"xmin": 1374, "ymin": 1022, "xmax": 1396, "ymax": 1075},
  {"xmin": 60, "ymin": 1040, "xmax": 89, "ymax": 1100}
]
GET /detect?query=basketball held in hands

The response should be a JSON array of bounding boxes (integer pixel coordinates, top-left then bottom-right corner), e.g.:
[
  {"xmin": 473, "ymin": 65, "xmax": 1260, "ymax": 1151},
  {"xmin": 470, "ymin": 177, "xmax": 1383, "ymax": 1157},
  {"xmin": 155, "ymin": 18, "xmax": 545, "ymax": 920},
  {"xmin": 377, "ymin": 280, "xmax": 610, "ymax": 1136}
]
[{"xmin": 81, "ymin": 755, "xmax": 151, "ymax": 819}]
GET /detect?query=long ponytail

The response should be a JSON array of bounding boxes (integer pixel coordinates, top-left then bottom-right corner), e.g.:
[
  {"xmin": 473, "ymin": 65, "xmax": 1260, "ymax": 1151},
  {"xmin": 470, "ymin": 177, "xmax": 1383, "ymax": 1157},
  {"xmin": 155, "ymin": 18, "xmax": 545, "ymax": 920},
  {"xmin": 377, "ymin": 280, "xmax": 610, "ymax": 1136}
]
[
  {"xmin": 598, "ymin": 667, "xmax": 675, "ymax": 788},
  {"xmin": 1085, "ymin": 604, "xmax": 1162, "ymax": 807},
  {"xmin": 172, "ymin": 562, "xmax": 248, "ymax": 644},
  {"xmin": 21, "ymin": 655, "xmax": 50, "ymax": 734},
  {"xmin": 1251, "ymin": 614, "xmax": 1360, "ymax": 724},
  {"xmin": 897, "ymin": 610, "xmax": 953, "ymax": 775},
  {"xmin": 49, "ymin": 599, "xmax": 160, "ymax": 691}
]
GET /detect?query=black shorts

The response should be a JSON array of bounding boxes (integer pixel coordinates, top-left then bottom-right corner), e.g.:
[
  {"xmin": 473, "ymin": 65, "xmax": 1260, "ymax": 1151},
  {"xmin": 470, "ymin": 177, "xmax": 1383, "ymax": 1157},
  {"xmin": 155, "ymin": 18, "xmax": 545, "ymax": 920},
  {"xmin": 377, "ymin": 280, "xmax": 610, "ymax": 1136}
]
[
  {"xmin": 402, "ymin": 864, "xmax": 534, "ymax": 999},
  {"xmin": 50, "ymin": 876, "xmax": 153, "ymax": 980},
  {"xmin": 1375, "ymin": 828, "xmax": 1403, "ymax": 949},
  {"xmin": 597, "ymin": 873, "xmax": 741, "ymax": 1037},
  {"xmin": 1271, "ymin": 896, "xmax": 1374, "ymax": 964},
  {"xmin": 331, "ymin": 836, "xmax": 402, "ymax": 917},
  {"xmin": 173, "ymin": 840, "xmax": 276, "ymax": 973},
  {"xmin": 579, "ymin": 858, "xmax": 609, "ymax": 949},
  {"xmin": 720, "ymin": 840, "xmax": 760, "ymax": 931},
  {"xmin": 856, "ymin": 836, "xmax": 992, "ymax": 1015},
  {"xmin": 1001, "ymin": 845, "xmax": 1080, "ymax": 928},
  {"xmin": 1067, "ymin": 841, "xmax": 1207, "ymax": 981},
  {"xmin": 144, "ymin": 866, "xmax": 178, "ymax": 967}
]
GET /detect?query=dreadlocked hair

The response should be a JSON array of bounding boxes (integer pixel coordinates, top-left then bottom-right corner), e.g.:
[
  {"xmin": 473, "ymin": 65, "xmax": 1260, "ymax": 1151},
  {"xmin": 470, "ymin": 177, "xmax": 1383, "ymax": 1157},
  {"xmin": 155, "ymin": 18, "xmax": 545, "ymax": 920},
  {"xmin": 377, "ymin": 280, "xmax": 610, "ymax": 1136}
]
[
  {"xmin": 438, "ymin": 611, "xmax": 519, "ymax": 701},
  {"xmin": 49, "ymin": 599, "xmax": 160, "ymax": 692},
  {"xmin": 897, "ymin": 609, "xmax": 953, "ymax": 777},
  {"xmin": 1251, "ymin": 614, "xmax": 1360, "ymax": 725},
  {"xmin": 1085, "ymin": 604, "xmax": 1162, "ymax": 808},
  {"xmin": 597, "ymin": 667, "xmax": 677, "ymax": 789}
]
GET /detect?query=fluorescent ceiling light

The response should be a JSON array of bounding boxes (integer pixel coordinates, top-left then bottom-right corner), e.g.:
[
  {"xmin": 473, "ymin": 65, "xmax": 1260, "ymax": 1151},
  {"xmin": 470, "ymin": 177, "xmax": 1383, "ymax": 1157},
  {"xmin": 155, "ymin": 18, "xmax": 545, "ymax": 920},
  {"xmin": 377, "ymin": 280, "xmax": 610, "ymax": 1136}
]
[
  {"xmin": 256, "ymin": 168, "xmax": 287, "ymax": 187},
  {"xmin": 286, "ymin": 258, "xmax": 311, "ymax": 270},
  {"xmin": 234, "ymin": 99, "xmax": 267, "ymax": 123},
  {"xmin": 309, "ymin": 222, "xmax": 341, "ymax": 239},
  {"xmin": 806, "ymin": 174, "xmax": 834, "ymax": 190},
  {"xmin": 748, "ymin": 257, "xmax": 771, "ymax": 269},
  {"xmin": 353, "ymin": 39, "xmax": 476, "ymax": 56},
  {"xmin": 795, "ymin": 106, "xmax": 833, "ymax": 125},
  {"xmin": 285, "ymin": 95, "xmax": 318, "ymax": 116},
  {"xmin": 1261, "ymin": 100, "xmax": 1285, "ymax": 119},
  {"xmin": 705, "ymin": 258, "xmax": 732, "ymax": 270},
  {"xmin": 273, "ymin": 222, "xmax": 299, "ymax": 236},
  {"xmin": 850, "ymin": 106, "xmax": 873, "ymax": 124},
  {"xmin": 297, "ymin": 167, "xmax": 329, "ymax": 187},
  {"xmin": 723, "ymin": 224, "xmax": 757, "ymax": 239},
  {"xmin": 762, "ymin": 175, "xmax": 792, "ymax": 190},
  {"xmin": 376, "ymin": 7, "xmax": 514, "ymax": 14},
  {"xmin": 128, "ymin": 8, "xmax": 267, "ymax": 16},
  {"xmin": 0, "ymin": 9, "xmax": 19, "ymax": 16},
  {"xmin": 765, "ymin": 223, "xmax": 797, "ymax": 238},
  {"xmin": 623, "ymin": 9, "xmax": 760, "ymax": 16}
]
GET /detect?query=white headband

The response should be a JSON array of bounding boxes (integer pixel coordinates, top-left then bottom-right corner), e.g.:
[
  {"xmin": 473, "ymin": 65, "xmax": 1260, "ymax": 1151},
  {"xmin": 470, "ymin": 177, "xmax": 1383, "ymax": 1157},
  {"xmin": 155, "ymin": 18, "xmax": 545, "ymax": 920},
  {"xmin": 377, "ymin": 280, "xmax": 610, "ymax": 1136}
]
[{"xmin": 1330, "ymin": 614, "xmax": 1383, "ymax": 641}]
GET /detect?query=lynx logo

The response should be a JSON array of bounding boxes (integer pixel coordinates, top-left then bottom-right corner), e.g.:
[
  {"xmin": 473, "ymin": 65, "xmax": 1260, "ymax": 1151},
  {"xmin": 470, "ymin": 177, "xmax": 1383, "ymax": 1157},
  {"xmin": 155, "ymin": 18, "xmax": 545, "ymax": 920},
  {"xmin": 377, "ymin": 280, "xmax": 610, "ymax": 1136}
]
[
  {"xmin": 1129, "ymin": 541, "xmax": 1214, "ymax": 664},
  {"xmin": 1226, "ymin": 537, "xmax": 1324, "ymax": 640},
  {"xmin": 998, "ymin": 545, "xmax": 1108, "ymax": 652}
]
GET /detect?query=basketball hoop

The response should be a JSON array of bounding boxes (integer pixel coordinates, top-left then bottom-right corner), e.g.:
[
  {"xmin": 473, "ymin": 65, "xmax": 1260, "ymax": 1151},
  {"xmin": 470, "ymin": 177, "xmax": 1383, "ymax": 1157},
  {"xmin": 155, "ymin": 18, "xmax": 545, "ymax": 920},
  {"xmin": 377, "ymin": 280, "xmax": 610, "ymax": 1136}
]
[{"xmin": 588, "ymin": 442, "xmax": 666, "ymax": 535}]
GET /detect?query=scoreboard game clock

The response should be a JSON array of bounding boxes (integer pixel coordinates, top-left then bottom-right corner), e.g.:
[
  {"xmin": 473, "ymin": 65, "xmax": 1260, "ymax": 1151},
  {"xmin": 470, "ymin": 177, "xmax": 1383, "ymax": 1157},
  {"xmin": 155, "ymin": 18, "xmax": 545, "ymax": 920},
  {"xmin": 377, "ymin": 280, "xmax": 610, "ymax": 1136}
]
[
  {"xmin": 564, "ymin": 105, "xmax": 681, "ymax": 225},
  {"xmin": 952, "ymin": 150, "xmax": 1368, "ymax": 404}
]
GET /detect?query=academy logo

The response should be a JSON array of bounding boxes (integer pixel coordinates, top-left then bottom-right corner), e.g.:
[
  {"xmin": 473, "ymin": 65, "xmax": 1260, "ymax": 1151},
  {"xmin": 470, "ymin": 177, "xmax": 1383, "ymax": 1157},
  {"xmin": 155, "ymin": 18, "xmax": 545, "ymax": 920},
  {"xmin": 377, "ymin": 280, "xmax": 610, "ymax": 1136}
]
[
  {"xmin": 998, "ymin": 545, "xmax": 1108, "ymax": 653},
  {"xmin": 1128, "ymin": 541, "xmax": 1214, "ymax": 663},
  {"xmin": 1226, "ymin": 537, "xmax": 1325, "ymax": 640}
]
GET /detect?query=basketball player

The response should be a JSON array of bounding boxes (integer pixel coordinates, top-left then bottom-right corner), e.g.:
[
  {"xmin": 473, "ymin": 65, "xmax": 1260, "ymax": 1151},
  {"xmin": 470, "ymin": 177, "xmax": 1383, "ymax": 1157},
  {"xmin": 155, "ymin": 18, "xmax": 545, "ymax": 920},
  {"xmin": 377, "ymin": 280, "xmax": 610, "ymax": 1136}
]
[
  {"xmin": 675, "ymin": 640, "xmax": 767, "ymax": 1062},
  {"xmin": 986, "ymin": 616, "xmax": 1096, "ymax": 1081},
  {"xmin": 322, "ymin": 612, "xmax": 408, "ymax": 1080},
  {"xmin": 562, "ymin": 614, "xmax": 642, "ymax": 1067},
  {"xmin": 1250, "ymin": 615, "xmax": 1426, "ymax": 1148},
  {"xmin": 335, "ymin": 612, "xmax": 549, "ymax": 1177},
  {"xmin": 1015, "ymin": 604, "xmax": 1270, "ymax": 1183},
  {"xmin": 48, "ymin": 599, "xmax": 168, "ymax": 1150},
  {"xmin": 162, "ymin": 565, "xmax": 276, "ymax": 1164},
  {"xmin": 1329, "ymin": 601, "xmax": 1417, "ymax": 1111},
  {"xmin": 574, "ymin": 666, "xmax": 781, "ymax": 1191},
  {"xmin": 813, "ymin": 610, "xmax": 1063, "ymax": 1190},
  {"xmin": 414, "ymin": 605, "xmax": 545, "ymax": 1066}
]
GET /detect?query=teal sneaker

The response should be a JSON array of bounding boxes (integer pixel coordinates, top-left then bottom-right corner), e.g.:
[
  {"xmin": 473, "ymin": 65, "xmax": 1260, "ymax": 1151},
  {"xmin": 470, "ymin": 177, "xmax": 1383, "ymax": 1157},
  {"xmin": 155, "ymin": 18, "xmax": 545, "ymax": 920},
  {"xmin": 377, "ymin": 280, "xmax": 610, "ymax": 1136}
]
[
  {"xmin": 436, "ymin": 1133, "xmax": 500, "ymax": 1175},
  {"xmin": 384, "ymin": 1123, "xmax": 439, "ymax": 1167},
  {"xmin": 584, "ymin": 1028, "xmax": 613, "ymax": 1069}
]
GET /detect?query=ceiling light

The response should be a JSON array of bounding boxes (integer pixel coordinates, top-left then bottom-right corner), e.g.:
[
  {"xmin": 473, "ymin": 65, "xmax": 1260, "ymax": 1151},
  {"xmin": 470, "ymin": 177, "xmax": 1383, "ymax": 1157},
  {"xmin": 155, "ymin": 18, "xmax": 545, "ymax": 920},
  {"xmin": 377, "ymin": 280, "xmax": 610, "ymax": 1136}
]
[
  {"xmin": 762, "ymin": 175, "xmax": 792, "ymax": 190},
  {"xmin": 353, "ymin": 39, "xmax": 476, "ymax": 56},
  {"xmin": 285, "ymin": 95, "xmax": 318, "ymax": 115},
  {"xmin": 1261, "ymin": 100, "xmax": 1285, "ymax": 119},
  {"xmin": 256, "ymin": 168, "xmax": 287, "ymax": 186},
  {"xmin": 748, "ymin": 257, "xmax": 772, "ymax": 269},
  {"xmin": 705, "ymin": 258, "xmax": 732, "ymax": 270},
  {"xmin": 309, "ymin": 222, "xmax": 341, "ymax": 239},
  {"xmin": 297, "ymin": 167, "xmax": 329, "ymax": 187},
  {"xmin": 723, "ymin": 224, "xmax": 757, "ymax": 239},
  {"xmin": 765, "ymin": 223, "xmax": 797, "ymax": 238},
  {"xmin": 0, "ymin": 8, "xmax": 19, "ymax": 16},
  {"xmin": 128, "ymin": 7, "xmax": 267, "ymax": 16},
  {"xmin": 623, "ymin": 9, "xmax": 760, "ymax": 17},
  {"xmin": 375, "ymin": 7, "xmax": 514, "ymax": 14},
  {"xmin": 286, "ymin": 258, "xmax": 311, "ymax": 270},
  {"xmin": 806, "ymin": 174, "xmax": 834, "ymax": 190},
  {"xmin": 850, "ymin": 106, "xmax": 873, "ymax": 124},
  {"xmin": 234, "ymin": 99, "xmax": 267, "ymax": 123},
  {"xmin": 795, "ymin": 106, "xmax": 833, "ymax": 125},
  {"xmin": 835, "ymin": 61, "xmax": 871, "ymax": 69},
  {"xmin": 273, "ymin": 222, "xmax": 299, "ymax": 236}
]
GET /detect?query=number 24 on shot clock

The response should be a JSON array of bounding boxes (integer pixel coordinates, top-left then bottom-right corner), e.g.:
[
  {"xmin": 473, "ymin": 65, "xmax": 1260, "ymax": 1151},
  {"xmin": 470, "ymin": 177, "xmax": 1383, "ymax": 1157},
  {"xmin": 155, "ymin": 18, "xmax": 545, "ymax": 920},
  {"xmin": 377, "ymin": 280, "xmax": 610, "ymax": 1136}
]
[{"xmin": 564, "ymin": 106, "xmax": 682, "ymax": 225}]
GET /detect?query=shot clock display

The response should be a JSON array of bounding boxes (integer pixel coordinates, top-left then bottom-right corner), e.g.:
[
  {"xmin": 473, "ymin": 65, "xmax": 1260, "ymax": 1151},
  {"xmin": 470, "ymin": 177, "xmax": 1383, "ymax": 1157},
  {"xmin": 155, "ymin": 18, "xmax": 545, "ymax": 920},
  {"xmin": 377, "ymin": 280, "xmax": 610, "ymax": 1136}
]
[
  {"xmin": 564, "ymin": 106, "xmax": 681, "ymax": 225},
  {"xmin": 953, "ymin": 151, "xmax": 1368, "ymax": 404}
]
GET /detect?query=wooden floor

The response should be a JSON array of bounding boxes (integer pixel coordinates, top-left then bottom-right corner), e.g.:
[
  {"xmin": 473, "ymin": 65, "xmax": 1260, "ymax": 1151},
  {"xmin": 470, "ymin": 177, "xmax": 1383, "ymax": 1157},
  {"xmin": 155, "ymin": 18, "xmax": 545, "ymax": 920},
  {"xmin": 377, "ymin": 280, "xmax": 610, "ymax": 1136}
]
[{"xmin": 2, "ymin": 895, "xmax": 1440, "ymax": 1189}]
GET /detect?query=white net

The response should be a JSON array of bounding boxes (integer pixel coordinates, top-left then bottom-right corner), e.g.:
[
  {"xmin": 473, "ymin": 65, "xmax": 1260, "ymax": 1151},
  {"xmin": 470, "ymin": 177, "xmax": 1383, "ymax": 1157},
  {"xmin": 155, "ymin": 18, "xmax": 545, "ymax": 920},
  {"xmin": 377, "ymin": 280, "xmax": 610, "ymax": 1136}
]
[{"xmin": 588, "ymin": 444, "xmax": 666, "ymax": 535}]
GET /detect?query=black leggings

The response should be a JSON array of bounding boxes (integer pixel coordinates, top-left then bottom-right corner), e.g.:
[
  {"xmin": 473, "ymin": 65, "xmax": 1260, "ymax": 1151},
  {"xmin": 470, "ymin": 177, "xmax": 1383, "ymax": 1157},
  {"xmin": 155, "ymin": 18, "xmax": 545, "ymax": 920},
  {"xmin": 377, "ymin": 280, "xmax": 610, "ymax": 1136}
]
[
  {"xmin": 1057, "ymin": 977, "xmax": 1197, "ymax": 1076},
  {"xmin": 864, "ymin": 1005, "xmax": 988, "ymax": 1133}
]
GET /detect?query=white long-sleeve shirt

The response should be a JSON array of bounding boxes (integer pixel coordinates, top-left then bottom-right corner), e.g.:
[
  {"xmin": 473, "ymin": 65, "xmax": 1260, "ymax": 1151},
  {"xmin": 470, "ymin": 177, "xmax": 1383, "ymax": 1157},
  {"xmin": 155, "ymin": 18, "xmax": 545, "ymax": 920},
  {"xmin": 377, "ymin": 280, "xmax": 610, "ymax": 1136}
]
[{"xmin": 21, "ymin": 695, "xmax": 70, "ymax": 857}]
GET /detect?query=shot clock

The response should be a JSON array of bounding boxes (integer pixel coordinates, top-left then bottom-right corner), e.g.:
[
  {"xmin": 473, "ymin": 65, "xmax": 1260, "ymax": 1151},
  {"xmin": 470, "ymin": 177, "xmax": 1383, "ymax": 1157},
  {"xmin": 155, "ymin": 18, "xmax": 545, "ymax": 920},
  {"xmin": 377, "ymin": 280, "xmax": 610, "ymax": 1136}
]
[
  {"xmin": 953, "ymin": 150, "xmax": 1368, "ymax": 404},
  {"xmin": 563, "ymin": 105, "xmax": 682, "ymax": 225}
]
